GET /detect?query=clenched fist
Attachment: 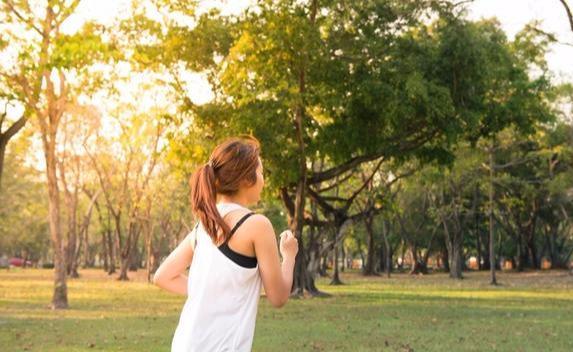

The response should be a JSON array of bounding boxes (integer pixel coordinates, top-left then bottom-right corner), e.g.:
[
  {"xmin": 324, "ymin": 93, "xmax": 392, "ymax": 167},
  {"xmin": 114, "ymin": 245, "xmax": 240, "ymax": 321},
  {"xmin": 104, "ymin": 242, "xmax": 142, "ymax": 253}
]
[{"xmin": 279, "ymin": 230, "xmax": 298, "ymax": 260}]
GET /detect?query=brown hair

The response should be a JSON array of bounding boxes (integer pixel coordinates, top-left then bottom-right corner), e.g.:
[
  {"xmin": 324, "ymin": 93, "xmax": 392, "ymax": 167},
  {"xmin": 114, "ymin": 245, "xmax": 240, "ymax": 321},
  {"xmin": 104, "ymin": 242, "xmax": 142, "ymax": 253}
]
[{"xmin": 189, "ymin": 135, "xmax": 261, "ymax": 244}]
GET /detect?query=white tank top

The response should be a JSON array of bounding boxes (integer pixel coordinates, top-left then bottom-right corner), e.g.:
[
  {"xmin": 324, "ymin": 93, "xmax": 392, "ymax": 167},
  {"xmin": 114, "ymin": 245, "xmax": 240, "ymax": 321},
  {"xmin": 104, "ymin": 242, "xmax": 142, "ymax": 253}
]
[{"xmin": 171, "ymin": 202, "xmax": 262, "ymax": 352}]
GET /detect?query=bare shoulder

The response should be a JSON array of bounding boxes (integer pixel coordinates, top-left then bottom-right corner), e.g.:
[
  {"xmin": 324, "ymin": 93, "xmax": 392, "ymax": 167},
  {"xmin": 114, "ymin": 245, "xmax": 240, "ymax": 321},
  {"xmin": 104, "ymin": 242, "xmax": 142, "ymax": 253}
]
[
  {"xmin": 227, "ymin": 211, "xmax": 274, "ymax": 239},
  {"xmin": 247, "ymin": 214, "xmax": 278, "ymax": 257},
  {"xmin": 236, "ymin": 213, "xmax": 275, "ymax": 245},
  {"xmin": 245, "ymin": 213, "xmax": 274, "ymax": 233}
]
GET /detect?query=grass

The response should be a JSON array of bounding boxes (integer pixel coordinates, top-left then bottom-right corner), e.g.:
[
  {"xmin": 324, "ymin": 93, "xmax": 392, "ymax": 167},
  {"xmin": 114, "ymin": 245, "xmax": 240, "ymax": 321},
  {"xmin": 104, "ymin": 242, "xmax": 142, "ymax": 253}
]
[{"xmin": 1, "ymin": 268, "xmax": 572, "ymax": 351}]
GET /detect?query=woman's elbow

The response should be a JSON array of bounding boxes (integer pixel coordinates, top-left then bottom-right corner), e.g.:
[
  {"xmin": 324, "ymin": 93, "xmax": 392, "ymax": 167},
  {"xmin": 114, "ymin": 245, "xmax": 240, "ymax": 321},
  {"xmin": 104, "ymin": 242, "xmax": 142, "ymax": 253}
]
[
  {"xmin": 152, "ymin": 272, "xmax": 163, "ymax": 286},
  {"xmin": 269, "ymin": 293, "xmax": 289, "ymax": 308},
  {"xmin": 270, "ymin": 299, "xmax": 286, "ymax": 308}
]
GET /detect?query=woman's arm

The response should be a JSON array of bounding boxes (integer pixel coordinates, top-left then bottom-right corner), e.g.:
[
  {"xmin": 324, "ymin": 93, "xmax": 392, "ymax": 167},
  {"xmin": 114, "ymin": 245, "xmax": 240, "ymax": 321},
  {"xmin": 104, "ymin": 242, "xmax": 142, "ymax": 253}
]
[
  {"xmin": 152, "ymin": 231, "xmax": 195, "ymax": 295},
  {"xmin": 251, "ymin": 214, "xmax": 298, "ymax": 308}
]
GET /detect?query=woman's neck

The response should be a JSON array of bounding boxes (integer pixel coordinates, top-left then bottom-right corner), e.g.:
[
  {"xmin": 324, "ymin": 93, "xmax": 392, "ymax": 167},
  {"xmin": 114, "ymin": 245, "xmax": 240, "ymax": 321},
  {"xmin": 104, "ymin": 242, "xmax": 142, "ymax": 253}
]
[{"xmin": 216, "ymin": 194, "xmax": 250, "ymax": 208}]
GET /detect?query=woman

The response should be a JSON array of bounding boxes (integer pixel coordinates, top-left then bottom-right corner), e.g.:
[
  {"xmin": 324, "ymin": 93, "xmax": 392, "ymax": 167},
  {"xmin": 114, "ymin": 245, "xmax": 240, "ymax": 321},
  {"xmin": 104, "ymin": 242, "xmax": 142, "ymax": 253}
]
[{"xmin": 153, "ymin": 135, "xmax": 299, "ymax": 352}]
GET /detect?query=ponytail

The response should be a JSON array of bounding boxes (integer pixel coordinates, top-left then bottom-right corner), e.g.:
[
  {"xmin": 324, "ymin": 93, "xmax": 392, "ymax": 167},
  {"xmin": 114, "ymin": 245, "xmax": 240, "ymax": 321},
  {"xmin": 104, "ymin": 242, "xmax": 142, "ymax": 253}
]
[
  {"xmin": 190, "ymin": 162, "xmax": 231, "ymax": 244},
  {"xmin": 189, "ymin": 136, "xmax": 260, "ymax": 244}
]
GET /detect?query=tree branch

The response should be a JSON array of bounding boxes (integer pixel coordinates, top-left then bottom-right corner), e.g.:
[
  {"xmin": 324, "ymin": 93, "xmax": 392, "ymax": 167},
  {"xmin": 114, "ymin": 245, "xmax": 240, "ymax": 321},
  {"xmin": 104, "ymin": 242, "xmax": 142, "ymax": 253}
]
[
  {"xmin": 343, "ymin": 157, "xmax": 385, "ymax": 211},
  {"xmin": 0, "ymin": 116, "xmax": 27, "ymax": 142},
  {"xmin": 311, "ymin": 168, "xmax": 355, "ymax": 193},
  {"xmin": 307, "ymin": 152, "xmax": 382, "ymax": 185},
  {"xmin": 3, "ymin": 0, "xmax": 44, "ymax": 37},
  {"xmin": 559, "ymin": 0, "xmax": 573, "ymax": 33},
  {"xmin": 306, "ymin": 127, "xmax": 439, "ymax": 185},
  {"xmin": 53, "ymin": 0, "xmax": 82, "ymax": 28}
]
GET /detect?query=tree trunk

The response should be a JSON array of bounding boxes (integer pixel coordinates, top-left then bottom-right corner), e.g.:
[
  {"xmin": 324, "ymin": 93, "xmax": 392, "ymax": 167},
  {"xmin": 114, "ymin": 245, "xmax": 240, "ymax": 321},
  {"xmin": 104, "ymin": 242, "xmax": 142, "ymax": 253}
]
[
  {"xmin": 525, "ymin": 215, "xmax": 539, "ymax": 269},
  {"xmin": 442, "ymin": 220, "xmax": 463, "ymax": 279},
  {"xmin": 363, "ymin": 215, "xmax": 378, "ymax": 276},
  {"xmin": 129, "ymin": 243, "xmax": 140, "ymax": 271},
  {"xmin": 381, "ymin": 220, "xmax": 392, "ymax": 277},
  {"xmin": 290, "ymin": 181, "xmax": 309, "ymax": 295},
  {"xmin": 319, "ymin": 253, "xmax": 328, "ymax": 277},
  {"xmin": 378, "ymin": 245, "xmax": 385, "ymax": 272},
  {"xmin": 340, "ymin": 244, "xmax": 346, "ymax": 272},
  {"xmin": 280, "ymin": 185, "xmax": 329, "ymax": 297},
  {"xmin": 72, "ymin": 222, "xmax": 85, "ymax": 274},
  {"xmin": 80, "ymin": 192, "xmax": 98, "ymax": 269},
  {"xmin": 145, "ymin": 219, "xmax": 154, "ymax": 283},
  {"xmin": 527, "ymin": 238, "xmax": 539, "ymax": 270},
  {"xmin": 442, "ymin": 246, "xmax": 450, "ymax": 272},
  {"xmin": 488, "ymin": 140, "xmax": 497, "ymax": 285},
  {"xmin": 65, "ymin": 191, "xmax": 79, "ymax": 279},
  {"xmin": 0, "ymin": 133, "xmax": 6, "ymax": 191},
  {"xmin": 129, "ymin": 225, "xmax": 142, "ymax": 272},
  {"xmin": 106, "ymin": 215, "xmax": 116, "ymax": 274},
  {"xmin": 117, "ymin": 225, "xmax": 134, "ymax": 280},
  {"xmin": 482, "ymin": 230, "xmax": 491, "ymax": 270},
  {"xmin": 111, "ymin": 213, "xmax": 125, "ymax": 277},
  {"xmin": 307, "ymin": 236, "xmax": 322, "ymax": 278},
  {"xmin": 548, "ymin": 225, "xmax": 571, "ymax": 269},
  {"xmin": 101, "ymin": 230, "xmax": 109, "ymax": 271},
  {"xmin": 118, "ymin": 254, "xmax": 131, "ymax": 281},
  {"xmin": 82, "ymin": 226, "xmax": 90, "ymax": 268},
  {"xmin": 330, "ymin": 243, "xmax": 343, "ymax": 285},
  {"xmin": 449, "ymin": 243, "xmax": 463, "ymax": 279},
  {"xmin": 0, "ymin": 138, "xmax": 7, "ymax": 192},
  {"xmin": 516, "ymin": 235, "xmax": 526, "ymax": 272},
  {"xmin": 476, "ymin": 211, "xmax": 482, "ymax": 270},
  {"xmin": 39, "ymin": 65, "xmax": 69, "ymax": 308},
  {"xmin": 118, "ymin": 221, "xmax": 139, "ymax": 280},
  {"xmin": 94, "ymin": 199, "xmax": 109, "ymax": 271},
  {"xmin": 45, "ymin": 131, "xmax": 68, "ymax": 308}
]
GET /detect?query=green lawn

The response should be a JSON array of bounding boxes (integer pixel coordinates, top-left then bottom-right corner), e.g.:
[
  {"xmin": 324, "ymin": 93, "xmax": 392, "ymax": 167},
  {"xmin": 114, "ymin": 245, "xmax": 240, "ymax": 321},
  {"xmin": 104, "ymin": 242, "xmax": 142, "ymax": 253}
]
[{"xmin": 1, "ymin": 268, "xmax": 572, "ymax": 351}]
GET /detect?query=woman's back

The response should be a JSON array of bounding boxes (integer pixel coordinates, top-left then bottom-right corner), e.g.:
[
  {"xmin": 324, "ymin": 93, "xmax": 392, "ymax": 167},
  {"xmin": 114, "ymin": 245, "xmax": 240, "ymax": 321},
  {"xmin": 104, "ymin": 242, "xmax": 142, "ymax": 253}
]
[
  {"xmin": 153, "ymin": 136, "xmax": 298, "ymax": 351},
  {"xmin": 171, "ymin": 202, "xmax": 262, "ymax": 352}
]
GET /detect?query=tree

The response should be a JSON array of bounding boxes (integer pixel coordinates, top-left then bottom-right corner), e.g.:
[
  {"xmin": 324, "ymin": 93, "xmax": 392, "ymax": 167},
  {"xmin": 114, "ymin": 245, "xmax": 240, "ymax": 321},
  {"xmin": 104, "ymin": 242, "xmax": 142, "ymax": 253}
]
[
  {"xmin": 186, "ymin": 0, "xmax": 480, "ymax": 294},
  {"xmin": 57, "ymin": 104, "xmax": 101, "ymax": 277},
  {"xmin": 85, "ymin": 106, "xmax": 167, "ymax": 280},
  {"xmin": 430, "ymin": 147, "xmax": 481, "ymax": 279},
  {"xmin": 0, "ymin": 134, "xmax": 49, "ymax": 264},
  {"xmin": 0, "ymin": 0, "xmax": 118, "ymax": 309},
  {"xmin": 395, "ymin": 175, "xmax": 439, "ymax": 276}
]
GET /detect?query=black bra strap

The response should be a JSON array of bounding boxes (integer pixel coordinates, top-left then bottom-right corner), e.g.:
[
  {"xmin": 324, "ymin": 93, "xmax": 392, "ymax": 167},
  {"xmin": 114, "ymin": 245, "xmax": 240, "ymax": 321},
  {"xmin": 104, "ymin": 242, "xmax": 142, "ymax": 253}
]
[
  {"xmin": 217, "ymin": 211, "xmax": 257, "ymax": 268},
  {"xmin": 226, "ymin": 212, "xmax": 255, "ymax": 242}
]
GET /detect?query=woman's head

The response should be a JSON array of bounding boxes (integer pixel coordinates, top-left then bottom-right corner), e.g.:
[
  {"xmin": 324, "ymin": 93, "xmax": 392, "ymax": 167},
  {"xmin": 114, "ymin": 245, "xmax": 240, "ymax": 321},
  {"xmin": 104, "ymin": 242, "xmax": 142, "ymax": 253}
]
[{"xmin": 189, "ymin": 135, "xmax": 264, "ymax": 243}]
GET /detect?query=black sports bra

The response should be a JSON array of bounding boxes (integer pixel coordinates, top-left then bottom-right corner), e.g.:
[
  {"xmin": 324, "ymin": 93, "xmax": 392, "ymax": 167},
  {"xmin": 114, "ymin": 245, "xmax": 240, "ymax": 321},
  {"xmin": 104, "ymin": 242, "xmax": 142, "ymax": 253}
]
[{"xmin": 193, "ymin": 212, "xmax": 257, "ymax": 268}]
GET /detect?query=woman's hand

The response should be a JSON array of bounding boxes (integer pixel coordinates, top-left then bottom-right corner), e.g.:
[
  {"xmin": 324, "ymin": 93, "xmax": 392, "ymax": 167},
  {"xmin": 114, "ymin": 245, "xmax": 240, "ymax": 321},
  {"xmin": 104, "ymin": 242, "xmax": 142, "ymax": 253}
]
[{"xmin": 279, "ymin": 230, "xmax": 298, "ymax": 260}]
